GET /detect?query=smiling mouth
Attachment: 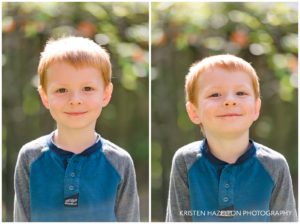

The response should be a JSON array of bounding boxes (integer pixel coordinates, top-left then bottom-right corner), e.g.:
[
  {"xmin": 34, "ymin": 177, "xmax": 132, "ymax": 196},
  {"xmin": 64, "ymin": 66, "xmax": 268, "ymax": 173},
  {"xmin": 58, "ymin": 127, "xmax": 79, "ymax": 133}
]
[
  {"xmin": 217, "ymin": 113, "xmax": 242, "ymax": 117},
  {"xmin": 65, "ymin": 112, "xmax": 88, "ymax": 116}
]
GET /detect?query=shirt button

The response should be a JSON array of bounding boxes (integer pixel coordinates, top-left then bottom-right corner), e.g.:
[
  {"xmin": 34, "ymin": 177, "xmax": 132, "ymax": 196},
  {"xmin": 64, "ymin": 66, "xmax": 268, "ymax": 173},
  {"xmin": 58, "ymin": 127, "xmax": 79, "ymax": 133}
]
[
  {"xmin": 69, "ymin": 185, "xmax": 74, "ymax": 191},
  {"xmin": 223, "ymin": 197, "xmax": 229, "ymax": 202},
  {"xmin": 70, "ymin": 172, "xmax": 76, "ymax": 177},
  {"xmin": 225, "ymin": 183, "xmax": 230, "ymax": 188}
]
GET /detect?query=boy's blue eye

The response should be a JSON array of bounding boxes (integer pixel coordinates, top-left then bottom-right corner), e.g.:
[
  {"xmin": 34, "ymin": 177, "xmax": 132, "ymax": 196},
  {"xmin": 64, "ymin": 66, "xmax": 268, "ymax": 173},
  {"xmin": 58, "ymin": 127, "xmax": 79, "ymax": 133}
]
[
  {"xmin": 56, "ymin": 88, "xmax": 67, "ymax": 93},
  {"xmin": 83, "ymin": 86, "xmax": 94, "ymax": 91},
  {"xmin": 209, "ymin": 93, "xmax": 221, "ymax": 97}
]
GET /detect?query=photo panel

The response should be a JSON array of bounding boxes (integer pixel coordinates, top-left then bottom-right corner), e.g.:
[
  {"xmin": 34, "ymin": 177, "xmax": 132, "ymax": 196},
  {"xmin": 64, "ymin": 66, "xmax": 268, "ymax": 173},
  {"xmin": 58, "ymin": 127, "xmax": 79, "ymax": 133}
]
[
  {"xmin": 2, "ymin": 2, "xmax": 149, "ymax": 221},
  {"xmin": 151, "ymin": 2, "xmax": 298, "ymax": 221}
]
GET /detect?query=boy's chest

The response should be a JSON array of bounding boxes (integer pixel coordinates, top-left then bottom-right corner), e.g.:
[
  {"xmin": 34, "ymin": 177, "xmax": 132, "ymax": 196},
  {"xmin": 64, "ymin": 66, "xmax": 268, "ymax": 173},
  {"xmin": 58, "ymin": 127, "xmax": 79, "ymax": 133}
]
[
  {"xmin": 29, "ymin": 151, "xmax": 121, "ymax": 221},
  {"xmin": 188, "ymin": 158, "xmax": 274, "ymax": 221}
]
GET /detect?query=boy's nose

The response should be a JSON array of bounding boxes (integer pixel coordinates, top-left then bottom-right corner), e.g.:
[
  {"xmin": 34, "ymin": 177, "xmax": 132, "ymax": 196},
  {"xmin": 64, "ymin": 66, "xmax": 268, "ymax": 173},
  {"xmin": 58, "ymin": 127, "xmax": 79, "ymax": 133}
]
[
  {"xmin": 224, "ymin": 95, "xmax": 237, "ymax": 106},
  {"xmin": 69, "ymin": 92, "xmax": 83, "ymax": 105},
  {"xmin": 224, "ymin": 101, "xmax": 237, "ymax": 106}
]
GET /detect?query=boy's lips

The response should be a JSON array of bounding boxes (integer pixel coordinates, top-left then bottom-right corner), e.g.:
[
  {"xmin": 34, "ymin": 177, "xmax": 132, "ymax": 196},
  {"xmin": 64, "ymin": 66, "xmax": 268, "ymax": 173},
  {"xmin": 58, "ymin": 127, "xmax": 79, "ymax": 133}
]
[
  {"xmin": 64, "ymin": 111, "xmax": 88, "ymax": 116},
  {"xmin": 217, "ymin": 113, "xmax": 242, "ymax": 117}
]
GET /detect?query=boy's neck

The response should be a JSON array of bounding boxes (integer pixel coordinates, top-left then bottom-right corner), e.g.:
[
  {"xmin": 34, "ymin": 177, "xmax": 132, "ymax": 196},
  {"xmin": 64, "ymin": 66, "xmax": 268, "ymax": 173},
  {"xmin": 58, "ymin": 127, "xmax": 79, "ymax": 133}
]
[
  {"xmin": 205, "ymin": 131, "xmax": 250, "ymax": 164},
  {"xmin": 53, "ymin": 128, "xmax": 97, "ymax": 154}
]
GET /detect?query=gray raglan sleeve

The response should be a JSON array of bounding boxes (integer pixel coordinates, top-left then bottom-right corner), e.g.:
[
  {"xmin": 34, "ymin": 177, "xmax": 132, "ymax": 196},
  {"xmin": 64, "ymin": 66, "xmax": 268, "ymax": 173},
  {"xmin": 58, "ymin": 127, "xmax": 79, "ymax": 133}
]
[
  {"xmin": 269, "ymin": 157, "xmax": 297, "ymax": 222},
  {"xmin": 14, "ymin": 136, "xmax": 47, "ymax": 222},
  {"xmin": 14, "ymin": 147, "xmax": 31, "ymax": 222},
  {"xmin": 102, "ymin": 140, "xmax": 140, "ymax": 222},
  {"xmin": 166, "ymin": 149, "xmax": 192, "ymax": 222},
  {"xmin": 257, "ymin": 145, "xmax": 297, "ymax": 222},
  {"xmin": 115, "ymin": 154, "xmax": 140, "ymax": 221}
]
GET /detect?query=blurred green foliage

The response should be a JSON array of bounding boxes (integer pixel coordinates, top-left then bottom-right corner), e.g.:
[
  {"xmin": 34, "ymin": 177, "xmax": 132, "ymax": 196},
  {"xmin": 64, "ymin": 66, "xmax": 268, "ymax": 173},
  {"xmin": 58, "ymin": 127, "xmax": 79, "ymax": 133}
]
[
  {"xmin": 152, "ymin": 2, "xmax": 298, "ymax": 221},
  {"xmin": 2, "ymin": 2, "xmax": 148, "ymax": 221}
]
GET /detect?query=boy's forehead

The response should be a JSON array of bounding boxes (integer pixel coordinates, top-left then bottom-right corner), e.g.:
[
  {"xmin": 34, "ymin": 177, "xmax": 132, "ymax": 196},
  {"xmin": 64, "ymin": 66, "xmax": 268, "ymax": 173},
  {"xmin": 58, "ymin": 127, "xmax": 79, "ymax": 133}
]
[
  {"xmin": 197, "ymin": 66, "xmax": 254, "ymax": 87},
  {"xmin": 45, "ymin": 61, "xmax": 104, "ymax": 82},
  {"xmin": 200, "ymin": 66, "xmax": 251, "ymax": 79},
  {"xmin": 47, "ymin": 60, "xmax": 101, "ymax": 73}
]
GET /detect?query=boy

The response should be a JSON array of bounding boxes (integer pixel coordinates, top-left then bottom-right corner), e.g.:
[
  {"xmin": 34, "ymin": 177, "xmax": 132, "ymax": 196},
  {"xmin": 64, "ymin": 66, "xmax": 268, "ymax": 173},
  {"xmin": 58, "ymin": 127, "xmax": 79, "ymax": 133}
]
[
  {"xmin": 166, "ymin": 54, "xmax": 297, "ymax": 222},
  {"xmin": 14, "ymin": 36, "xmax": 140, "ymax": 222}
]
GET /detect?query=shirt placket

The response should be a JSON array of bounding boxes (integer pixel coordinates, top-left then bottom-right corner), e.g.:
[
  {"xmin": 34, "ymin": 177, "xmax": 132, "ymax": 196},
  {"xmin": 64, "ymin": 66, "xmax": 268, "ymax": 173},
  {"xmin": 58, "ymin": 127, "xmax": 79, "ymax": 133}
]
[
  {"xmin": 64, "ymin": 155, "xmax": 84, "ymax": 202},
  {"xmin": 218, "ymin": 164, "xmax": 236, "ymax": 210}
]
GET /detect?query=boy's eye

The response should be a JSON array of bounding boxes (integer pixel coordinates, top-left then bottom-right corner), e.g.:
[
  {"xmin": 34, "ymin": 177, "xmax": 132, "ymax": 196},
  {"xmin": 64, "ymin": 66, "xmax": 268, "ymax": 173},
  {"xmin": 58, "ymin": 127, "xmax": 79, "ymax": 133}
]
[
  {"xmin": 56, "ymin": 88, "xmax": 67, "ymax": 93},
  {"xmin": 209, "ymin": 93, "xmax": 221, "ymax": 97},
  {"xmin": 237, "ymin": 91, "xmax": 247, "ymax": 96},
  {"xmin": 83, "ymin": 86, "xmax": 94, "ymax": 91}
]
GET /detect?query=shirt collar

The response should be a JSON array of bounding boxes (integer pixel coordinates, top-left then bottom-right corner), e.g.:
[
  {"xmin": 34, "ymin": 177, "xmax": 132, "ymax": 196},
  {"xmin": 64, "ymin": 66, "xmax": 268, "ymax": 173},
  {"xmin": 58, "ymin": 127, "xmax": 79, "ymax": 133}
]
[
  {"xmin": 201, "ymin": 139, "xmax": 256, "ymax": 165},
  {"xmin": 47, "ymin": 132, "xmax": 102, "ymax": 157}
]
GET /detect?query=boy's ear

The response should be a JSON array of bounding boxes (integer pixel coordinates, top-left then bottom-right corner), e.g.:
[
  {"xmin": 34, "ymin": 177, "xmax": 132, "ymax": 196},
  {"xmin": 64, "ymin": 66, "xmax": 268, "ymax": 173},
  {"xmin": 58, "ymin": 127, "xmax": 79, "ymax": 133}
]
[
  {"xmin": 102, "ymin": 83, "xmax": 113, "ymax": 107},
  {"xmin": 186, "ymin": 101, "xmax": 201, "ymax": 125},
  {"xmin": 38, "ymin": 86, "xmax": 50, "ymax": 109},
  {"xmin": 253, "ymin": 98, "xmax": 261, "ymax": 121}
]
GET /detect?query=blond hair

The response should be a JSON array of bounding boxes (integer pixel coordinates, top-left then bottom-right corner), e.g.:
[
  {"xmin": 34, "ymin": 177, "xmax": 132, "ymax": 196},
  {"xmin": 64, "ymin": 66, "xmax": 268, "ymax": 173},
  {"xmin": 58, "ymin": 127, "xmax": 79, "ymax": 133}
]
[
  {"xmin": 185, "ymin": 54, "xmax": 260, "ymax": 104},
  {"xmin": 38, "ymin": 36, "xmax": 111, "ymax": 90}
]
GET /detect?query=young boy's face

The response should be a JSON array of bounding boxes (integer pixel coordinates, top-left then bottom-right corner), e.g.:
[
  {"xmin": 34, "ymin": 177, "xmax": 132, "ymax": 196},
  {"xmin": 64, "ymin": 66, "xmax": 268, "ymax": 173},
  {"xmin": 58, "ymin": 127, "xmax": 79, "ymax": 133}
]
[
  {"xmin": 39, "ymin": 61, "xmax": 112, "ymax": 131},
  {"xmin": 187, "ymin": 67, "xmax": 261, "ymax": 138}
]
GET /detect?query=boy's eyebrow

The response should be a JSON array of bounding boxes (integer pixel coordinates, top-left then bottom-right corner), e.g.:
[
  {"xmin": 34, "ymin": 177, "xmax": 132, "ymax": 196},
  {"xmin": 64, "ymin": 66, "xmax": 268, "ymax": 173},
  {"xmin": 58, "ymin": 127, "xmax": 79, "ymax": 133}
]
[
  {"xmin": 200, "ymin": 83, "xmax": 253, "ymax": 92},
  {"xmin": 48, "ymin": 82, "xmax": 69, "ymax": 87},
  {"xmin": 200, "ymin": 85, "xmax": 223, "ymax": 90},
  {"xmin": 232, "ymin": 84, "xmax": 253, "ymax": 89},
  {"xmin": 203, "ymin": 83, "xmax": 252, "ymax": 88},
  {"xmin": 48, "ymin": 81, "xmax": 100, "ymax": 87}
]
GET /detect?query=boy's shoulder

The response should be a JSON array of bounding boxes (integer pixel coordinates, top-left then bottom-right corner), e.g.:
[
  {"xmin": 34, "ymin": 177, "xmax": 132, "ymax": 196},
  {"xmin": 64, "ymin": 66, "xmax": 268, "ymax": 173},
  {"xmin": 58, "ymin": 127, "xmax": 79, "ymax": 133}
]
[
  {"xmin": 16, "ymin": 134, "xmax": 50, "ymax": 169},
  {"xmin": 21, "ymin": 134, "xmax": 49, "ymax": 152},
  {"xmin": 101, "ymin": 138, "xmax": 133, "ymax": 160},
  {"xmin": 172, "ymin": 140, "xmax": 291, "ymax": 173},
  {"xmin": 172, "ymin": 140, "xmax": 203, "ymax": 170},
  {"xmin": 254, "ymin": 142, "xmax": 290, "ymax": 174},
  {"xmin": 100, "ymin": 138, "xmax": 135, "ymax": 176},
  {"xmin": 175, "ymin": 141, "xmax": 202, "ymax": 156},
  {"xmin": 19, "ymin": 134, "xmax": 49, "ymax": 155},
  {"xmin": 254, "ymin": 142, "xmax": 287, "ymax": 163}
]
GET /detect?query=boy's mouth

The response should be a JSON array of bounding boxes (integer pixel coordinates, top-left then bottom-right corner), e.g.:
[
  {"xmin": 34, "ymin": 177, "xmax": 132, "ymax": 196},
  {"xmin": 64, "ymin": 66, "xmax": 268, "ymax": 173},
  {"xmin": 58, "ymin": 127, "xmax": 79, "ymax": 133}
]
[
  {"xmin": 64, "ymin": 112, "xmax": 88, "ymax": 116},
  {"xmin": 217, "ymin": 113, "xmax": 242, "ymax": 117}
]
